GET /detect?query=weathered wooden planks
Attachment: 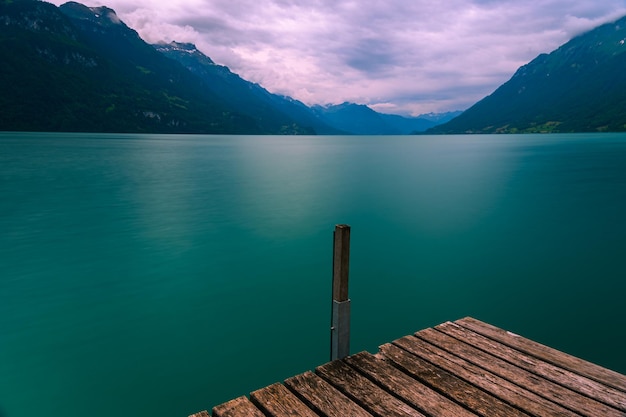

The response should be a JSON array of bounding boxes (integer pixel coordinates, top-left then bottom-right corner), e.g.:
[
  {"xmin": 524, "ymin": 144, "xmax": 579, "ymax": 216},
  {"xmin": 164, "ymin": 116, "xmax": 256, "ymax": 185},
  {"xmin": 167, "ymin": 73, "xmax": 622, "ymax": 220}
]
[
  {"xmin": 344, "ymin": 351, "xmax": 478, "ymax": 417},
  {"xmin": 284, "ymin": 371, "xmax": 372, "ymax": 417},
  {"xmin": 436, "ymin": 320, "xmax": 626, "ymax": 411},
  {"xmin": 392, "ymin": 333, "xmax": 579, "ymax": 417},
  {"xmin": 250, "ymin": 382, "xmax": 318, "ymax": 417},
  {"xmin": 417, "ymin": 326, "xmax": 623, "ymax": 417},
  {"xmin": 457, "ymin": 316, "xmax": 626, "ymax": 392},
  {"xmin": 194, "ymin": 317, "xmax": 626, "ymax": 417},
  {"xmin": 315, "ymin": 359, "xmax": 425, "ymax": 416},
  {"xmin": 378, "ymin": 342, "xmax": 530, "ymax": 417}
]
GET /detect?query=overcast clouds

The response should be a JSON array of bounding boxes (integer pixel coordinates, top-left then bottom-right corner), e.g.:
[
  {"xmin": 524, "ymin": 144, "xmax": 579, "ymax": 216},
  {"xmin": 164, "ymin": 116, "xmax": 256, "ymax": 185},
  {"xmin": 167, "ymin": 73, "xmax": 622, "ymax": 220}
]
[{"xmin": 48, "ymin": 0, "xmax": 626, "ymax": 115}]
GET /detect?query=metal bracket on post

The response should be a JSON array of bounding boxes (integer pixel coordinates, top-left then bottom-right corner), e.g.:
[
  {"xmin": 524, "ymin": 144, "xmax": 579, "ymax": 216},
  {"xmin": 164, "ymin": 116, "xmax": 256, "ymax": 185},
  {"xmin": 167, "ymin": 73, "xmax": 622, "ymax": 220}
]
[
  {"xmin": 330, "ymin": 224, "xmax": 350, "ymax": 361},
  {"xmin": 331, "ymin": 299, "xmax": 351, "ymax": 360}
]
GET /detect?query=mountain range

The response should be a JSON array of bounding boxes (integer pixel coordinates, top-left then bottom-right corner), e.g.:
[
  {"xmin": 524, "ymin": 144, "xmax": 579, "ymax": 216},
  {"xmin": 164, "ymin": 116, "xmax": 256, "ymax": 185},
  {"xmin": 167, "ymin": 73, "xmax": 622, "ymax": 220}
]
[
  {"xmin": 429, "ymin": 15, "xmax": 626, "ymax": 133},
  {"xmin": 0, "ymin": 0, "xmax": 453, "ymax": 134},
  {"xmin": 3, "ymin": 0, "xmax": 626, "ymax": 134},
  {"xmin": 310, "ymin": 103, "xmax": 460, "ymax": 135}
]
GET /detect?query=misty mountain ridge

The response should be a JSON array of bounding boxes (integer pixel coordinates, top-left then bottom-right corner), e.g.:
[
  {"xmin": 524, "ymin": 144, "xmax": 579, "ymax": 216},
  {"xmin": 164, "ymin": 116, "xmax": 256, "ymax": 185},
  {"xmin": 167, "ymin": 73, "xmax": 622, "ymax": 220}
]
[
  {"xmin": 0, "ymin": 0, "xmax": 452, "ymax": 134},
  {"xmin": 153, "ymin": 40, "xmax": 341, "ymax": 134},
  {"xmin": 154, "ymin": 41, "xmax": 459, "ymax": 134},
  {"xmin": 311, "ymin": 103, "xmax": 461, "ymax": 134},
  {"xmin": 429, "ymin": 15, "xmax": 626, "ymax": 133},
  {"xmin": 1, "ymin": 0, "xmax": 264, "ymax": 133}
]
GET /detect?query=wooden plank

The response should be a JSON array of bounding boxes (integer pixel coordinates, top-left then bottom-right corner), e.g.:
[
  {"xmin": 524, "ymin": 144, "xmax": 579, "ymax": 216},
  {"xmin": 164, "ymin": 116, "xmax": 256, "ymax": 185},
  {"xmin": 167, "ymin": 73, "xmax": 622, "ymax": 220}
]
[
  {"xmin": 456, "ymin": 317, "xmax": 626, "ymax": 392},
  {"xmin": 344, "ymin": 351, "xmax": 479, "ymax": 417},
  {"xmin": 212, "ymin": 396, "xmax": 265, "ymax": 417},
  {"xmin": 285, "ymin": 371, "xmax": 373, "ymax": 417},
  {"xmin": 379, "ymin": 343, "xmax": 531, "ymax": 417},
  {"xmin": 316, "ymin": 359, "xmax": 426, "ymax": 417},
  {"xmin": 437, "ymin": 321, "xmax": 626, "ymax": 411},
  {"xmin": 250, "ymin": 382, "xmax": 318, "ymax": 417},
  {"xmin": 392, "ymin": 335, "xmax": 579, "ymax": 417},
  {"xmin": 417, "ymin": 327, "xmax": 623, "ymax": 417}
]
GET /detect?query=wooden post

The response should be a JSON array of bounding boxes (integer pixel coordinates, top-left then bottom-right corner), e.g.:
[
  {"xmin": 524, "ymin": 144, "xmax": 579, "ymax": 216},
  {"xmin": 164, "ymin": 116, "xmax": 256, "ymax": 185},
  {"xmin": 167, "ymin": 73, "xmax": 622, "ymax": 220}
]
[{"xmin": 331, "ymin": 224, "xmax": 351, "ymax": 361}]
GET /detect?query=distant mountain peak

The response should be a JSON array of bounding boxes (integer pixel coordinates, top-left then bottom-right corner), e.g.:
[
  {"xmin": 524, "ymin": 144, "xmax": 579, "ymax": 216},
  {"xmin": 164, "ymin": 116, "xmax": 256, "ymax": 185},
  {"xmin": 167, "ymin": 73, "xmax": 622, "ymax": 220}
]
[
  {"xmin": 314, "ymin": 102, "xmax": 371, "ymax": 113},
  {"xmin": 59, "ymin": 2, "xmax": 124, "ymax": 27},
  {"xmin": 153, "ymin": 41, "xmax": 215, "ymax": 65},
  {"xmin": 90, "ymin": 6, "xmax": 121, "ymax": 24},
  {"xmin": 416, "ymin": 111, "xmax": 463, "ymax": 122},
  {"xmin": 167, "ymin": 41, "xmax": 199, "ymax": 52}
]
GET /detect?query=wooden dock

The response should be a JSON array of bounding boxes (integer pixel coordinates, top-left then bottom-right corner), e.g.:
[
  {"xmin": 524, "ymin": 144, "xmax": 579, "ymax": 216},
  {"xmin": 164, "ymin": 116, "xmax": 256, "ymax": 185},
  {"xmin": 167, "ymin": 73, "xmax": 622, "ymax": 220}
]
[{"xmin": 192, "ymin": 317, "xmax": 626, "ymax": 417}]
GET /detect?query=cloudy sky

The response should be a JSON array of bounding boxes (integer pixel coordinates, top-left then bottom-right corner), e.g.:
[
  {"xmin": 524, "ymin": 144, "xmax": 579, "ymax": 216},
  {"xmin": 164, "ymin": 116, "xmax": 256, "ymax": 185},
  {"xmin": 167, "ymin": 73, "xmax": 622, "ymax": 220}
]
[{"xmin": 49, "ymin": 0, "xmax": 626, "ymax": 115}]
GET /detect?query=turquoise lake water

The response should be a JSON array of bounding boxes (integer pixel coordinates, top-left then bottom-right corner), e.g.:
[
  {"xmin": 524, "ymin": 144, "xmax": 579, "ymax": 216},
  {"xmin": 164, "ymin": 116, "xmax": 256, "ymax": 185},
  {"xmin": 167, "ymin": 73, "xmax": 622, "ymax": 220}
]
[{"xmin": 1, "ymin": 132, "xmax": 625, "ymax": 417}]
